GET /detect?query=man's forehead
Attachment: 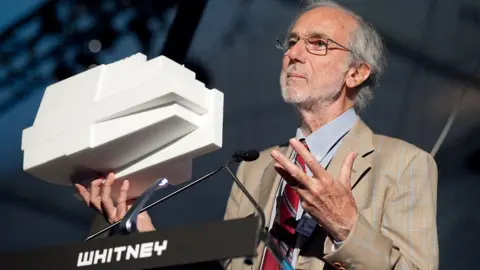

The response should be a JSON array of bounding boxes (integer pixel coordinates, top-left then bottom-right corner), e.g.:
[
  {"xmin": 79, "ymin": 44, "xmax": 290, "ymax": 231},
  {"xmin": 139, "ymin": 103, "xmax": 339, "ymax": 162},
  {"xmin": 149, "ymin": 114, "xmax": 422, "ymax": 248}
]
[{"xmin": 290, "ymin": 7, "xmax": 357, "ymax": 40}]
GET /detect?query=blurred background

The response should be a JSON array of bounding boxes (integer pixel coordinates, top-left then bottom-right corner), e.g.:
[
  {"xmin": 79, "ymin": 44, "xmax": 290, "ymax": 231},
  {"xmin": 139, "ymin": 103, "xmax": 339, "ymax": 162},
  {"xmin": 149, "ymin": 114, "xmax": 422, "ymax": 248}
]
[{"xmin": 0, "ymin": 0, "xmax": 479, "ymax": 268}]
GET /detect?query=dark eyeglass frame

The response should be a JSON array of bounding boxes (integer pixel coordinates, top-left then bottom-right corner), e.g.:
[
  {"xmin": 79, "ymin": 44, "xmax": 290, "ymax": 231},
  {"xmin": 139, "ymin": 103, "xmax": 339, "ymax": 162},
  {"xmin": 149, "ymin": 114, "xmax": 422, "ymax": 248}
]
[{"xmin": 275, "ymin": 33, "xmax": 352, "ymax": 56}]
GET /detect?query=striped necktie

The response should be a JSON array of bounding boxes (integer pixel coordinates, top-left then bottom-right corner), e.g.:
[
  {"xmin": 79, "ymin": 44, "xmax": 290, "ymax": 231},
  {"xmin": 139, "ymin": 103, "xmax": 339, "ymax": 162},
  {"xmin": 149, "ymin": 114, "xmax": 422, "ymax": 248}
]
[{"xmin": 261, "ymin": 140, "xmax": 309, "ymax": 270}]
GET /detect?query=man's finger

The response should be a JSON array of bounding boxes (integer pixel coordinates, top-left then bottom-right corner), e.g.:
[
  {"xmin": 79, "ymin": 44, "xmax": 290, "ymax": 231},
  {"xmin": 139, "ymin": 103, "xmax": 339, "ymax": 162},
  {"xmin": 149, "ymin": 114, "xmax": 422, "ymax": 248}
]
[
  {"xmin": 300, "ymin": 200, "xmax": 315, "ymax": 213},
  {"xmin": 338, "ymin": 152, "xmax": 357, "ymax": 188},
  {"xmin": 75, "ymin": 184, "xmax": 90, "ymax": 206},
  {"xmin": 295, "ymin": 188, "xmax": 316, "ymax": 205},
  {"xmin": 271, "ymin": 149, "xmax": 311, "ymax": 189},
  {"xmin": 101, "ymin": 173, "xmax": 117, "ymax": 220},
  {"xmin": 274, "ymin": 163, "xmax": 304, "ymax": 188},
  {"xmin": 289, "ymin": 138, "xmax": 327, "ymax": 179},
  {"xmin": 116, "ymin": 180, "xmax": 129, "ymax": 220},
  {"xmin": 90, "ymin": 179, "xmax": 103, "ymax": 212}
]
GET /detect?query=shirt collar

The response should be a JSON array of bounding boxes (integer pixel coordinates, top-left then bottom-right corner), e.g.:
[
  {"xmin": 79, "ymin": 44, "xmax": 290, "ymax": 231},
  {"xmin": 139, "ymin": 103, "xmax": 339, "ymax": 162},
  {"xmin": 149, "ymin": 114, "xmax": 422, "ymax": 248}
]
[{"xmin": 295, "ymin": 107, "xmax": 358, "ymax": 161}]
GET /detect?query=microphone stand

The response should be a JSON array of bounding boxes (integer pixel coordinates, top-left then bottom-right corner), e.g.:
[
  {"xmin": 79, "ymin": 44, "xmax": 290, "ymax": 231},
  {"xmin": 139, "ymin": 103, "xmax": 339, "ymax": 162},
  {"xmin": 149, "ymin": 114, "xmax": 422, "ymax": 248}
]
[
  {"xmin": 224, "ymin": 162, "xmax": 294, "ymax": 270},
  {"xmin": 224, "ymin": 161, "xmax": 265, "ymax": 231}
]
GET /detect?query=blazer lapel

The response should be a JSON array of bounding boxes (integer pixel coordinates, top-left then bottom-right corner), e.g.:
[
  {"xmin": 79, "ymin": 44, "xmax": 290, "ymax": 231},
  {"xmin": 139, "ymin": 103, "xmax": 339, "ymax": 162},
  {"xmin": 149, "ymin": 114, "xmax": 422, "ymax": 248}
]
[{"xmin": 326, "ymin": 118, "xmax": 375, "ymax": 190}]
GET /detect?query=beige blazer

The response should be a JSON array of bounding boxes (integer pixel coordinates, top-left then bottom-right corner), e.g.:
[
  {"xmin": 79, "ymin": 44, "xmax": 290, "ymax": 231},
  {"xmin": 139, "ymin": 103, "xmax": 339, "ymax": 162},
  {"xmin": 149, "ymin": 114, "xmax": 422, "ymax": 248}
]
[{"xmin": 224, "ymin": 118, "xmax": 439, "ymax": 270}]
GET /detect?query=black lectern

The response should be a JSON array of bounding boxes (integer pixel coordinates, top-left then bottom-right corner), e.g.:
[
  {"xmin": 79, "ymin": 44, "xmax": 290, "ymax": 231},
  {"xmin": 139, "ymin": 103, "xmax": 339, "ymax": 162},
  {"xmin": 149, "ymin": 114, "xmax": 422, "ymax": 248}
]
[{"xmin": 0, "ymin": 216, "xmax": 259, "ymax": 270}]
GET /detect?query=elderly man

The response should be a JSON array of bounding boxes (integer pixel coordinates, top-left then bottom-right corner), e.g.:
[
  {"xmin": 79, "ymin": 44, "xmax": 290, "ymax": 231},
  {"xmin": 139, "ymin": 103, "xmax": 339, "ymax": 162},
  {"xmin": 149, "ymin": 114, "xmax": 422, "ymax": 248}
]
[
  {"xmin": 78, "ymin": 1, "xmax": 438, "ymax": 269},
  {"xmin": 223, "ymin": 1, "xmax": 438, "ymax": 269}
]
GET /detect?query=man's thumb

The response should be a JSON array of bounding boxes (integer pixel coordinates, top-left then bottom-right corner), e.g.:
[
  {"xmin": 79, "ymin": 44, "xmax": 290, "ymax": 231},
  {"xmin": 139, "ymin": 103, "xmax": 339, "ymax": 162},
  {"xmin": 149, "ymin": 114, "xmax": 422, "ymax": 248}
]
[{"xmin": 339, "ymin": 152, "xmax": 357, "ymax": 187}]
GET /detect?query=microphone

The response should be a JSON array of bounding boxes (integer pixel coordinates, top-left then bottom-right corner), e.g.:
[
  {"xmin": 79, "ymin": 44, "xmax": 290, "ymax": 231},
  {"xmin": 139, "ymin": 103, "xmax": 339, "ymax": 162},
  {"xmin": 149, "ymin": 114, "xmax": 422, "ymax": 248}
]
[
  {"xmin": 232, "ymin": 149, "xmax": 260, "ymax": 162},
  {"xmin": 84, "ymin": 149, "xmax": 259, "ymax": 241}
]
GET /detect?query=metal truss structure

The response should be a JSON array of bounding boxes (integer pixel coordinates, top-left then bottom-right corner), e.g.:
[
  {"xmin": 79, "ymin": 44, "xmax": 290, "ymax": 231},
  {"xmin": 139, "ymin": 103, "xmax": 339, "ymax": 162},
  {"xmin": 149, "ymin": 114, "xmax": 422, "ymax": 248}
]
[{"xmin": 0, "ymin": 0, "xmax": 209, "ymax": 114}]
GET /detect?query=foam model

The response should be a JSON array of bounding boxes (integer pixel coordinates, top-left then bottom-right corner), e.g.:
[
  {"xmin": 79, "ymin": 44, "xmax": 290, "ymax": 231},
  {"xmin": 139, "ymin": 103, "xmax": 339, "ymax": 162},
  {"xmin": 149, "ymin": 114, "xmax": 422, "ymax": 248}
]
[{"xmin": 21, "ymin": 53, "xmax": 223, "ymax": 199}]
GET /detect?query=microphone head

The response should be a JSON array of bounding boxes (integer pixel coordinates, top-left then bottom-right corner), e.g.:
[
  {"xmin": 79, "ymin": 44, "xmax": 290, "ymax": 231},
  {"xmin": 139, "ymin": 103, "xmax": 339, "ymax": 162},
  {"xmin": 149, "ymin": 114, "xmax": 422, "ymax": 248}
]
[
  {"xmin": 233, "ymin": 149, "xmax": 260, "ymax": 162},
  {"xmin": 243, "ymin": 149, "xmax": 260, "ymax": 161}
]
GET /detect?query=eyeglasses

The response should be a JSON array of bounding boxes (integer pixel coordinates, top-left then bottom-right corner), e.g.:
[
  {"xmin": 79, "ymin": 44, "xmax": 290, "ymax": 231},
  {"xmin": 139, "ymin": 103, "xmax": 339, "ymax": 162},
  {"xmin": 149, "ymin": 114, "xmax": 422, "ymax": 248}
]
[{"xmin": 276, "ymin": 33, "xmax": 352, "ymax": 56}]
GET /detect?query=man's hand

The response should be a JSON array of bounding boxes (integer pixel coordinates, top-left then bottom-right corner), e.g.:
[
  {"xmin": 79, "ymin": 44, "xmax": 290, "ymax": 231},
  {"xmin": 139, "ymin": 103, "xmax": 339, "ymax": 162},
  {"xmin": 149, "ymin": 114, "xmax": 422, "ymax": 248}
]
[
  {"xmin": 271, "ymin": 138, "xmax": 358, "ymax": 241},
  {"xmin": 74, "ymin": 173, "xmax": 155, "ymax": 232}
]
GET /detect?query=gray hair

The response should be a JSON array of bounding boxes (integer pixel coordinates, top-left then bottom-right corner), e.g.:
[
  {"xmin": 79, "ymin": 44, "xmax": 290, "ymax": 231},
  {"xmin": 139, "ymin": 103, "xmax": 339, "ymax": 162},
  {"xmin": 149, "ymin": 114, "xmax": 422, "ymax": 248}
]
[{"xmin": 291, "ymin": 0, "xmax": 387, "ymax": 110}]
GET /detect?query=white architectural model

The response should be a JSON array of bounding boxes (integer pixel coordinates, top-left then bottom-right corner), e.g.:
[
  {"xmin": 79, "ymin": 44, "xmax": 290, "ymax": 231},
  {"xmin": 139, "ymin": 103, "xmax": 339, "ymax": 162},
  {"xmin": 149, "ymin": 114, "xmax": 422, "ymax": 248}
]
[{"xmin": 21, "ymin": 53, "xmax": 223, "ymax": 199}]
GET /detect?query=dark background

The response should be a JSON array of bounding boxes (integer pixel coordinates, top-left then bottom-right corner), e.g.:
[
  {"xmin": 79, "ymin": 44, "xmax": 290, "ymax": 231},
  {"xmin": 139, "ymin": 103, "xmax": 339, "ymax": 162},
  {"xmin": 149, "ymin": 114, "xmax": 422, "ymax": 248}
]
[{"xmin": 0, "ymin": 0, "xmax": 479, "ymax": 268}]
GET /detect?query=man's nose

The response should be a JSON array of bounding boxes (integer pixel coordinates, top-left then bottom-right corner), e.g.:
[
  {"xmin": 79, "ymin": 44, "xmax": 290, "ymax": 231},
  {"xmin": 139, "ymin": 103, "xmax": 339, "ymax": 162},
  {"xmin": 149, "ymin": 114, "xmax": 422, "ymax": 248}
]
[{"xmin": 285, "ymin": 40, "xmax": 307, "ymax": 63}]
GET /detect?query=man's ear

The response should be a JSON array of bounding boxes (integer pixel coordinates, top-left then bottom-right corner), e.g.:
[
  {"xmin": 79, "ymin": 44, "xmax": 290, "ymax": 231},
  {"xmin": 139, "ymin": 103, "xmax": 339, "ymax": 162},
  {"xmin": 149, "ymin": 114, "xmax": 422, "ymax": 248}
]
[{"xmin": 345, "ymin": 63, "xmax": 371, "ymax": 88}]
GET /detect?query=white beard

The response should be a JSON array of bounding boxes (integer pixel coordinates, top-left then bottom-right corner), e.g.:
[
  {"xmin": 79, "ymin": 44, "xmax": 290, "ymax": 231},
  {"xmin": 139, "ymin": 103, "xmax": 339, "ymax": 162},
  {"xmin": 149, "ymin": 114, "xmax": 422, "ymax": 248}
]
[{"xmin": 280, "ymin": 71, "xmax": 344, "ymax": 110}]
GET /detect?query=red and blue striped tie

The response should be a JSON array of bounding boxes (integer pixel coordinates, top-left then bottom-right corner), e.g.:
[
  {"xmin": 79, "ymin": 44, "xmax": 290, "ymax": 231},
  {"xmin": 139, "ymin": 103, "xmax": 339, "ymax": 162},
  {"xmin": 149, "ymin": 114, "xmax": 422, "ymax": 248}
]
[{"xmin": 261, "ymin": 141, "xmax": 309, "ymax": 270}]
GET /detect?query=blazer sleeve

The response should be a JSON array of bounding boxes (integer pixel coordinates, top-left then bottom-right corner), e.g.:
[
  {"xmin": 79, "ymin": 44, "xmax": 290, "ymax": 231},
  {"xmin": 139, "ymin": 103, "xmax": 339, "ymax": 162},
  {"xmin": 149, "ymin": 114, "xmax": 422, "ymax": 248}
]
[{"xmin": 323, "ymin": 151, "xmax": 439, "ymax": 270}]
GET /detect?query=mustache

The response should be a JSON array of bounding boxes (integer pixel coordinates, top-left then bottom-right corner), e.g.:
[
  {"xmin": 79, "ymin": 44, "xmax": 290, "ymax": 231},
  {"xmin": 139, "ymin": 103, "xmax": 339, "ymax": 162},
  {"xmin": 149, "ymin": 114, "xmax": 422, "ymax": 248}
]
[{"xmin": 285, "ymin": 65, "xmax": 306, "ymax": 76}]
